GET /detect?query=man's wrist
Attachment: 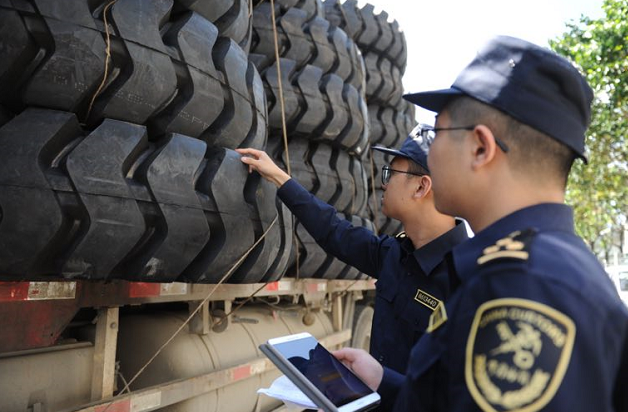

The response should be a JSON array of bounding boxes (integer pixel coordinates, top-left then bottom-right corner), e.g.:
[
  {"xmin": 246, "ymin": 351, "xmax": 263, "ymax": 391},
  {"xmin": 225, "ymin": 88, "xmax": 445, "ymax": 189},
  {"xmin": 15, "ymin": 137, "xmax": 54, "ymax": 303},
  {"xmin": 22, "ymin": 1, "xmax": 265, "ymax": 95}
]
[{"xmin": 272, "ymin": 171, "xmax": 291, "ymax": 188}]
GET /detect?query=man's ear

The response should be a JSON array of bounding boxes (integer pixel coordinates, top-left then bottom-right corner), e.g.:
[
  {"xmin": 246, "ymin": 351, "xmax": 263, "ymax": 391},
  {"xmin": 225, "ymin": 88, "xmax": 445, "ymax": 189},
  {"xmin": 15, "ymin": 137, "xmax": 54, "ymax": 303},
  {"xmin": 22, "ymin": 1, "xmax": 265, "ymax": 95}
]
[
  {"xmin": 414, "ymin": 175, "xmax": 432, "ymax": 199},
  {"xmin": 470, "ymin": 124, "xmax": 499, "ymax": 170}
]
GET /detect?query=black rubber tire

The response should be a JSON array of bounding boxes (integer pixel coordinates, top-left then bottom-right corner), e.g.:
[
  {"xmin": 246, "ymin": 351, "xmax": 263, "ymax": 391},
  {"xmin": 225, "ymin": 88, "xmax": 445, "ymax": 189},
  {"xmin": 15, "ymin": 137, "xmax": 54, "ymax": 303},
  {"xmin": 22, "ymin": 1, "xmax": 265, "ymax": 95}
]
[
  {"xmin": 269, "ymin": 137, "xmax": 368, "ymax": 216},
  {"xmin": 0, "ymin": 0, "xmax": 266, "ymax": 149},
  {"xmin": 178, "ymin": 0, "xmax": 253, "ymax": 51},
  {"xmin": 323, "ymin": 0, "xmax": 407, "ymax": 73},
  {"xmin": 368, "ymin": 99, "xmax": 416, "ymax": 148},
  {"xmin": 0, "ymin": 108, "xmax": 286, "ymax": 283},
  {"xmin": 364, "ymin": 51, "xmax": 403, "ymax": 106},
  {"xmin": 255, "ymin": 58, "xmax": 369, "ymax": 155},
  {"xmin": 258, "ymin": 200, "xmax": 294, "ymax": 282},
  {"xmin": 267, "ymin": 0, "xmax": 326, "ymax": 20},
  {"xmin": 0, "ymin": 106, "xmax": 11, "ymax": 128},
  {"xmin": 369, "ymin": 99, "xmax": 416, "ymax": 148},
  {"xmin": 251, "ymin": 0, "xmax": 365, "ymax": 91},
  {"xmin": 286, "ymin": 213, "xmax": 374, "ymax": 279}
]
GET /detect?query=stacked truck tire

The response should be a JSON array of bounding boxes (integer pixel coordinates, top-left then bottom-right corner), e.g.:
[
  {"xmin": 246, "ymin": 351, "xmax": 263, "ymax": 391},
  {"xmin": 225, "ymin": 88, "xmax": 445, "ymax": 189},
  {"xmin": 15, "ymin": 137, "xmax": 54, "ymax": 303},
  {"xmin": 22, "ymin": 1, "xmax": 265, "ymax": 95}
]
[
  {"xmin": 0, "ymin": 1, "xmax": 418, "ymax": 411},
  {"xmin": 0, "ymin": 0, "xmax": 288, "ymax": 283},
  {"xmin": 250, "ymin": 0, "xmax": 374, "ymax": 280},
  {"xmin": 324, "ymin": 0, "xmax": 416, "ymax": 236},
  {"xmin": 0, "ymin": 0, "xmax": 413, "ymax": 283}
]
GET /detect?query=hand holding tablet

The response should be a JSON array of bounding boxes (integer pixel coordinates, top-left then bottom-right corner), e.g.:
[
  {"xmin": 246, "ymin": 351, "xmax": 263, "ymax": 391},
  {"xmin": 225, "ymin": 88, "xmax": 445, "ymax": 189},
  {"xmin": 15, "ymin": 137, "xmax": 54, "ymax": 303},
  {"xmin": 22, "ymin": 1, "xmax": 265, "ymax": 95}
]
[{"xmin": 259, "ymin": 332, "xmax": 381, "ymax": 412}]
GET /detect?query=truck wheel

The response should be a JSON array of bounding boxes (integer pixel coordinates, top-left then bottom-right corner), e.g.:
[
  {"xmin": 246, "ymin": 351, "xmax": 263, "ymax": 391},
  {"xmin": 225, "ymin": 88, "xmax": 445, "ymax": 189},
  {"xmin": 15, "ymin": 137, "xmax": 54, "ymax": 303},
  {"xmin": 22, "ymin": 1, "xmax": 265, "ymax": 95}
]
[{"xmin": 351, "ymin": 304, "xmax": 373, "ymax": 351}]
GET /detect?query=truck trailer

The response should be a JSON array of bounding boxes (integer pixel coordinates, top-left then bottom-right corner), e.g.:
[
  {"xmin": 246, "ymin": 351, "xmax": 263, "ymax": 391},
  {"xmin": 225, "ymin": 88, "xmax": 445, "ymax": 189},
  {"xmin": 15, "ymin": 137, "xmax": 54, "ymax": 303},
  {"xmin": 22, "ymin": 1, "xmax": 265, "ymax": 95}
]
[{"xmin": 0, "ymin": 0, "xmax": 412, "ymax": 410}]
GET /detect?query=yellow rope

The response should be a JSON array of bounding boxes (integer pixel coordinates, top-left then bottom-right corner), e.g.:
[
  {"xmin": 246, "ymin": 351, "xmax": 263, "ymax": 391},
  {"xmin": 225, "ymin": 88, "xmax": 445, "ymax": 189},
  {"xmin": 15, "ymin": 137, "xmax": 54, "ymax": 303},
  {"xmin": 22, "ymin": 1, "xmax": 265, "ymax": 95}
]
[
  {"xmin": 85, "ymin": 0, "xmax": 118, "ymax": 123},
  {"xmin": 269, "ymin": 0, "xmax": 291, "ymax": 176},
  {"xmin": 93, "ymin": 0, "xmax": 296, "ymax": 409},
  {"xmin": 268, "ymin": 0, "xmax": 301, "ymax": 278}
]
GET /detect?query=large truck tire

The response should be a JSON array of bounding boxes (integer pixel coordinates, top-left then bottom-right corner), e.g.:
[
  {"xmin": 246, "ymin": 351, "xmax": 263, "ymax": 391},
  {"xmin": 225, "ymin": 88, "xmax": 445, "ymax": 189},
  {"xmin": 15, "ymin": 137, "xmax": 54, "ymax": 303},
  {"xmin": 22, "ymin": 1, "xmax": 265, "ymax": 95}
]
[
  {"xmin": 323, "ymin": 0, "xmax": 407, "ymax": 73},
  {"xmin": 272, "ymin": 0, "xmax": 326, "ymax": 20},
  {"xmin": 368, "ymin": 99, "xmax": 415, "ymax": 149},
  {"xmin": 0, "ymin": 108, "xmax": 287, "ymax": 283},
  {"xmin": 0, "ymin": 0, "xmax": 266, "ymax": 149},
  {"xmin": 179, "ymin": 0, "xmax": 253, "ymax": 51},
  {"xmin": 269, "ymin": 137, "xmax": 368, "ymax": 216},
  {"xmin": 287, "ymin": 213, "xmax": 374, "ymax": 279},
  {"xmin": 254, "ymin": 58, "xmax": 369, "ymax": 154},
  {"xmin": 363, "ymin": 51, "xmax": 404, "ymax": 106},
  {"xmin": 367, "ymin": 100, "xmax": 416, "ymax": 172},
  {"xmin": 251, "ymin": 1, "xmax": 365, "ymax": 91}
]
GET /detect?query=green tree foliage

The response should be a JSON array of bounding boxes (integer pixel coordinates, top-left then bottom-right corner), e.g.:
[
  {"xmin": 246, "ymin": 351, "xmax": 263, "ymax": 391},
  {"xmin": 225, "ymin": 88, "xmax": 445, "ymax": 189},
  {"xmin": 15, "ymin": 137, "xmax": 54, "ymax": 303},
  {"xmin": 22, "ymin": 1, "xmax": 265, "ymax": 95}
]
[{"xmin": 550, "ymin": 0, "xmax": 628, "ymax": 258}]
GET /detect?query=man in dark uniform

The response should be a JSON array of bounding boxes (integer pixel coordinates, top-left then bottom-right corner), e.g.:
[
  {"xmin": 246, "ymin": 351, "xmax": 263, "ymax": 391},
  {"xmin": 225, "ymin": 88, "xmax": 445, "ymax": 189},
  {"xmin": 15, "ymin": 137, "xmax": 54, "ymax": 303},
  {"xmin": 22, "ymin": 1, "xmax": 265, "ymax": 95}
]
[
  {"xmin": 334, "ymin": 35, "xmax": 628, "ymax": 411},
  {"xmin": 237, "ymin": 135, "xmax": 468, "ymax": 381}
]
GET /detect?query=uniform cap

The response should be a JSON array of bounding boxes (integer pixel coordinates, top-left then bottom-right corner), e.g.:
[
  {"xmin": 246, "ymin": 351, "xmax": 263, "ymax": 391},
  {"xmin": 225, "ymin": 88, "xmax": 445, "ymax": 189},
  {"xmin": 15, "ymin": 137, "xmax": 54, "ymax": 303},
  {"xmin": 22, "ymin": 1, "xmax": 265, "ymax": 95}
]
[
  {"xmin": 404, "ymin": 35, "xmax": 593, "ymax": 161},
  {"xmin": 372, "ymin": 131, "xmax": 430, "ymax": 172}
]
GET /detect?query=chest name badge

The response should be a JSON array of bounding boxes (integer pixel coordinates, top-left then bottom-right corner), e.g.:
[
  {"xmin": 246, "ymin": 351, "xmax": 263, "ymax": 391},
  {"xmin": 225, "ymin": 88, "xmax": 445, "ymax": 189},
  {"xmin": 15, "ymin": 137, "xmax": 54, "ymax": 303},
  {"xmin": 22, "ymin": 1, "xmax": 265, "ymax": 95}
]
[
  {"xmin": 414, "ymin": 289, "xmax": 442, "ymax": 311},
  {"xmin": 465, "ymin": 298, "xmax": 575, "ymax": 412}
]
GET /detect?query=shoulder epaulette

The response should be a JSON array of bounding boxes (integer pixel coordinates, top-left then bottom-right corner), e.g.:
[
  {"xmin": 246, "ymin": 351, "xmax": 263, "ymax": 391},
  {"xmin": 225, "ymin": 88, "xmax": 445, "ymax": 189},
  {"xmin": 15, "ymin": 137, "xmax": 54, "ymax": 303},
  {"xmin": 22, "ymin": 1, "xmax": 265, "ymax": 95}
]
[
  {"xmin": 395, "ymin": 231, "xmax": 407, "ymax": 240},
  {"xmin": 477, "ymin": 228, "xmax": 537, "ymax": 265}
]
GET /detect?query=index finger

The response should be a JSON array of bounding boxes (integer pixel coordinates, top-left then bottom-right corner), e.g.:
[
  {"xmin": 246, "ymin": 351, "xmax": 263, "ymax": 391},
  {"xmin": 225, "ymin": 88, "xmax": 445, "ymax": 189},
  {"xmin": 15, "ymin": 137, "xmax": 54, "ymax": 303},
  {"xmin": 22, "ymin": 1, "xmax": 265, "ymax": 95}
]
[{"xmin": 235, "ymin": 148, "xmax": 263, "ymax": 157}]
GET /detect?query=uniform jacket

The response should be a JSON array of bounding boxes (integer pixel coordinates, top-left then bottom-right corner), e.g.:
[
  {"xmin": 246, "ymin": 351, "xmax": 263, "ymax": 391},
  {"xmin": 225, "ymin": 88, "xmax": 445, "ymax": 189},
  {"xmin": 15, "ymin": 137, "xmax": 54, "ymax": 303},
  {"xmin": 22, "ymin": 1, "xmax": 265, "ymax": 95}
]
[
  {"xmin": 277, "ymin": 178, "xmax": 468, "ymax": 375},
  {"xmin": 379, "ymin": 203, "xmax": 628, "ymax": 412}
]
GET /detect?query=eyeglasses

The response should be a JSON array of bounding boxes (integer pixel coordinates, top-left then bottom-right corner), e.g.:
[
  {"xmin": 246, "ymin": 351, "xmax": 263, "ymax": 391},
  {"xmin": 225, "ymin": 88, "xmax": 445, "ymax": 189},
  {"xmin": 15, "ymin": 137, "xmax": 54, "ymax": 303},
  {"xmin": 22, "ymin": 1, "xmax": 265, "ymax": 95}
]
[
  {"xmin": 381, "ymin": 165, "xmax": 426, "ymax": 185},
  {"xmin": 409, "ymin": 125, "xmax": 510, "ymax": 153}
]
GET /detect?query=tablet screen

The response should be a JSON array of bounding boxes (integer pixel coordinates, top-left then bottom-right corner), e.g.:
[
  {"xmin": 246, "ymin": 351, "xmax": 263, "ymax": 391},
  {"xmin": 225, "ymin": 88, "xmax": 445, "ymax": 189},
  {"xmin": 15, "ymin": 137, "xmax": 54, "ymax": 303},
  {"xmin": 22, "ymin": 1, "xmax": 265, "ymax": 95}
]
[{"xmin": 272, "ymin": 335, "xmax": 374, "ymax": 407}]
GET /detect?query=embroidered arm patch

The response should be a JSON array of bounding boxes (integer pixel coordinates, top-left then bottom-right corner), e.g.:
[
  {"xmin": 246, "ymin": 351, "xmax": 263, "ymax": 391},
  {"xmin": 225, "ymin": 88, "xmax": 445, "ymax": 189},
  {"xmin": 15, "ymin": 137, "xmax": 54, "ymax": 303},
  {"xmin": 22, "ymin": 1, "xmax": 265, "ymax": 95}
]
[{"xmin": 465, "ymin": 298, "xmax": 575, "ymax": 412}]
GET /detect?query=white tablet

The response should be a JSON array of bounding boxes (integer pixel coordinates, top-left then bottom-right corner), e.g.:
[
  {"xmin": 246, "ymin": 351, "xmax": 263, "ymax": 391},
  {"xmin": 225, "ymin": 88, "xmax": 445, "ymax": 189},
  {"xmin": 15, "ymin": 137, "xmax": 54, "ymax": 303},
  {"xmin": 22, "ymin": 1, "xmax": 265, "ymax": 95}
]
[{"xmin": 260, "ymin": 332, "xmax": 380, "ymax": 412}]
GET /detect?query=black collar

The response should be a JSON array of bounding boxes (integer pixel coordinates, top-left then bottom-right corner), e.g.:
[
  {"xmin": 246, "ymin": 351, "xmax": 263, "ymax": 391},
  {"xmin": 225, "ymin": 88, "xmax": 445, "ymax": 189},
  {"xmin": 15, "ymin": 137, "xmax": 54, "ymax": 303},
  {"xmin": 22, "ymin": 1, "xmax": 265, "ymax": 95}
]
[{"xmin": 409, "ymin": 220, "xmax": 470, "ymax": 275}]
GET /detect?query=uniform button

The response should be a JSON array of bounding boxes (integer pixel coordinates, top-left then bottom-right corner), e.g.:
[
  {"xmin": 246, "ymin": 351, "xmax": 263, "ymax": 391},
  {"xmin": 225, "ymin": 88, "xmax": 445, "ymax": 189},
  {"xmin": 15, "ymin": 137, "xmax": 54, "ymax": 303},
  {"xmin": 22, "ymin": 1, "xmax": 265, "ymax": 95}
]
[{"xmin": 378, "ymin": 355, "xmax": 384, "ymax": 362}]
